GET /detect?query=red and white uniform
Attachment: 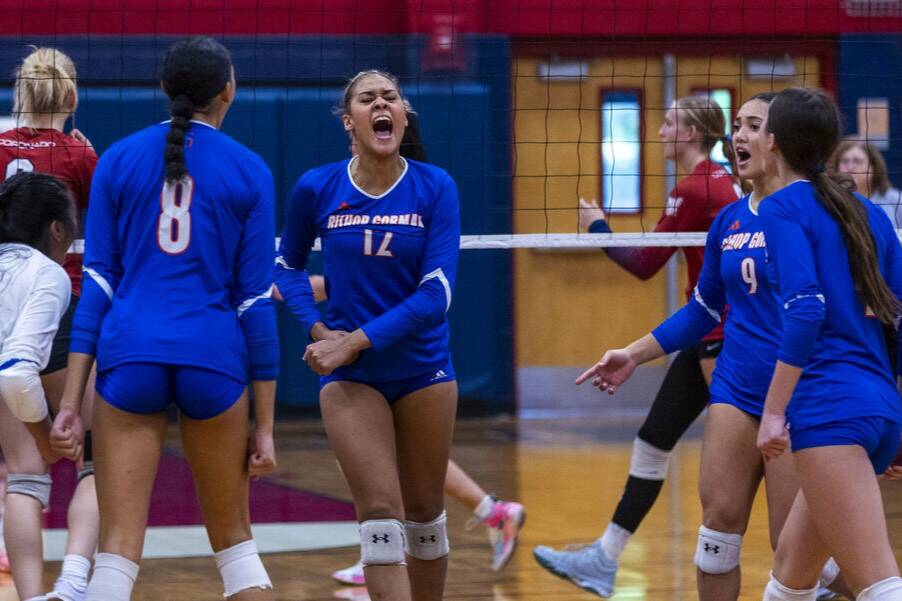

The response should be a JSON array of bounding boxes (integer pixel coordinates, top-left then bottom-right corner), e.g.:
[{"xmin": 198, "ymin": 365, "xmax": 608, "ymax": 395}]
[
  {"xmin": 0, "ymin": 128, "xmax": 98, "ymax": 295},
  {"xmin": 601, "ymin": 159, "xmax": 738, "ymax": 340}
]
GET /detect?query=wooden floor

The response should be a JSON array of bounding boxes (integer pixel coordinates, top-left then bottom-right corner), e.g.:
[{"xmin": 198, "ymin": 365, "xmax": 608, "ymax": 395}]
[{"xmin": 10, "ymin": 414, "xmax": 902, "ymax": 600}]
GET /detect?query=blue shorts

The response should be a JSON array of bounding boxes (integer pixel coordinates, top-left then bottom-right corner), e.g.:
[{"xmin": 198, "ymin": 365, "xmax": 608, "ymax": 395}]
[
  {"xmin": 709, "ymin": 396, "xmax": 762, "ymax": 418},
  {"xmin": 320, "ymin": 361, "xmax": 456, "ymax": 404},
  {"xmin": 96, "ymin": 362, "xmax": 245, "ymax": 420},
  {"xmin": 791, "ymin": 416, "xmax": 902, "ymax": 474}
]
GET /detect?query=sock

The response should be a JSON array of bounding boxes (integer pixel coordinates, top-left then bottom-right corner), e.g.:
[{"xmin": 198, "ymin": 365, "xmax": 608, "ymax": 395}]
[
  {"xmin": 598, "ymin": 523, "xmax": 631, "ymax": 563},
  {"xmin": 473, "ymin": 494, "xmax": 494, "ymax": 522},
  {"xmin": 858, "ymin": 577, "xmax": 902, "ymax": 601},
  {"xmin": 56, "ymin": 554, "xmax": 91, "ymax": 593},
  {"xmin": 214, "ymin": 539, "xmax": 272, "ymax": 597},
  {"xmin": 86, "ymin": 553, "xmax": 139, "ymax": 601}
]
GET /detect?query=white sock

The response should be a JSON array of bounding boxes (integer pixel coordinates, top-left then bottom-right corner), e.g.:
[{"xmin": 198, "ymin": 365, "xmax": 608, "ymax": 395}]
[
  {"xmin": 57, "ymin": 553, "xmax": 91, "ymax": 591},
  {"xmin": 819, "ymin": 557, "xmax": 839, "ymax": 588},
  {"xmin": 86, "ymin": 553, "xmax": 139, "ymax": 601},
  {"xmin": 214, "ymin": 539, "xmax": 272, "ymax": 597},
  {"xmin": 598, "ymin": 523, "xmax": 631, "ymax": 563},
  {"xmin": 858, "ymin": 576, "xmax": 902, "ymax": 601},
  {"xmin": 763, "ymin": 572, "xmax": 817, "ymax": 601},
  {"xmin": 473, "ymin": 495, "xmax": 494, "ymax": 521}
]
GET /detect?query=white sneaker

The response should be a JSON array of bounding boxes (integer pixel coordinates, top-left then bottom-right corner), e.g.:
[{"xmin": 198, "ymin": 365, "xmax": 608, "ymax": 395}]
[{"xmin": 533, "ymin": 542, "xmax": 617, "ymax": 597}]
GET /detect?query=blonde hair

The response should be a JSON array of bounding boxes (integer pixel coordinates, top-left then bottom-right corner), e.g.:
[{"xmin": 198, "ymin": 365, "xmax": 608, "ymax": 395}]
[
  {"xmin": 675, "ymin": 96, "xmax": 727, "ymax": 154},
  {"xmin": 13, "ymin": 47, "xmax": 77, "ymax": 121}
]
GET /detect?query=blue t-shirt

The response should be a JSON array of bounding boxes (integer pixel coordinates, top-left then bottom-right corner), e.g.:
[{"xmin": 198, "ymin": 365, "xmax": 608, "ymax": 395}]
[
  {"xmin": 653, "ymin": 195, "xmax": 782, "ymax": 416},
  {"xmin": 759, "ymin": 180, "xmax": 902, "ymax": 428},
  {"xmin": 71, "ymin": 121, "xmax": 279, "ymax": 382},
  {"xmin": 275, "ymin": 157, "xmax": 460, "ymax": 382}
]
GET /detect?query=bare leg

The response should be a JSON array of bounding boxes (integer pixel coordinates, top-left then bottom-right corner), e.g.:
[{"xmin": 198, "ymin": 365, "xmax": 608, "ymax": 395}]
[
  {"xmin": 321, "ymin": 381, "xmax": 411, "ymax": 601},
  {"xmin": 696, "ymin": 404, "xmax": 763, "ymax": 601},
  {"xmin": 0, "ymin": 398, "xmax": 47, "ymax": 599},
  {"xmin": 779, "ymin": 445, "xmax": 900, "ymax": 595},
  {"xmin": 91, "ymin": 395, "xmax": 167, "ymax": 562},
  {"xmin": 444, "ymin": 460, "xmax": 485, "ymax": 511},
  {"xmin": 63, "ymin": 368, "xmax": 99, "ymax": 560},
  {"xmin": 394, "ymin": 381, "xmax": 457, "ymax": 601},
  {"xmin": 762, "ymin": 450, "xmax": 798, "ymax": 551}
]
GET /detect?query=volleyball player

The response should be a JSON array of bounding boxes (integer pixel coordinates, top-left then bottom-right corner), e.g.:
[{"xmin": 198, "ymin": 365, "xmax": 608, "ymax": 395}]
[
  {"xmin": 330, "ymin": 109, "xmax": 524, "ymax": 586},
  {"xmin": 0, "ymin": 172, "xmax": 84, "ymax": 601},
  {"xmin": 0, "ymin": 47, "xmax": 99, "ymax": 601},
  {"xmin": 534, "ymin": 96, "xmax": 738, "ymax": 596},
  {"xmin": 49, "ymin": 37, "xmax": 278, "ymax": 600},
  {"xmin": 755, "ymin": 87, "xmax": 902, "ymax": 601},
  {"xmin": 276, "ymin": 70, "xmax": 459, "ymax": 601}
]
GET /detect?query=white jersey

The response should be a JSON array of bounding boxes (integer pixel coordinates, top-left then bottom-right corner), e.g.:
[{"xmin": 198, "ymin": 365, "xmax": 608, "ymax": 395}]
[{"xmin": 0, "ymin": 244, "xmax": 70, "ymax": 369}]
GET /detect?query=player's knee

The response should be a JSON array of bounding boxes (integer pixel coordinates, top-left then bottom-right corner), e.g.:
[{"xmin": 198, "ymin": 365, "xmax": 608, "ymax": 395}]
[
  {"xmin": 403, "ymin": 499, "xmax": 445, "ymax": 524},
  {"xmin": 404, "ymin": 510, "xmax": 449, "ymax": 561},
  {"xmin": 763, "ymin": 572, "xmax": 817, "ymax": 601},
  {"xmin": 694, "ymin": 525, "xmax": 741, "ymax": 575},
  {"xmin": 360, "ymin": 519, "xmax": 406, "ymax": 566},
  {"xmin": 213, "ymin": 539, "xmax": 272, "ymax": 598},
  {"xmin": 700, "ymin": 504, "xmax": 749, "ymax": 535},
  {"xmin": 357, "ymin": 501, "xmax": 404, "ymax": 524},
  {"xmin": 7, "ymin": 473, "xmax": 52, "ymax": 508},
  {"xmin": 629, "ymin": 437, "xmax": 671, "ymax": 480}
]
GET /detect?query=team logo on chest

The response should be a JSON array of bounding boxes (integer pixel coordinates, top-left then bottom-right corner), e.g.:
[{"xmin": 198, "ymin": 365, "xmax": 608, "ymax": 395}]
[
  {"xmin": 327, "ymin": 212, "xmax": 425, "ymax": 230},
  {"xmin": 721, "ymin": 230, "xmax": 766, "ymax": 251}
]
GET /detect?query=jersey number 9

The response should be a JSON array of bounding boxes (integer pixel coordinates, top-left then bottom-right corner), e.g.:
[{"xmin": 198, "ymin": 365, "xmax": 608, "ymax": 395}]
[
  {"xmin": 158, "ymin": 177, "xmax": 194, "ymax": 255},
  {"xmin": 741, "ymin": 257, "xmax": 758, "ymax": 295}
]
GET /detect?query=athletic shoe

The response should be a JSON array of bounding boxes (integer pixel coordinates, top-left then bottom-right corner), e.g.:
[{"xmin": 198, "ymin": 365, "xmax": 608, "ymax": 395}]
[
  {"xmin": 483, "ymin": 501, "xmax": 526, "ymax": 571},
  {"xmin": 815, "ymin": 588, "xmax": 839, "ymax": 600},
  {"xmin": 533, "ymin": 542, "xmax": 617, "ymax": 597},
  {"xmin": 332, "ymin": 560, "xmax": 366, "ymax": 586}
]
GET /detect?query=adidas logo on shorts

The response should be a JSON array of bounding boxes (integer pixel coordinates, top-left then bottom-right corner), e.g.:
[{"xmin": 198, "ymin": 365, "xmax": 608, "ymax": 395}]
[{"xmin": 430, "ymin": 369, "xmax": 448, "ymax": 381}]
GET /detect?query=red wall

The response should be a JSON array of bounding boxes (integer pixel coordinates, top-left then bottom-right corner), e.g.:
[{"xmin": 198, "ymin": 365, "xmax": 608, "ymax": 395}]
[{"xmin": 1, "ymin": 0, "xmax": 900, "ymax": 36}]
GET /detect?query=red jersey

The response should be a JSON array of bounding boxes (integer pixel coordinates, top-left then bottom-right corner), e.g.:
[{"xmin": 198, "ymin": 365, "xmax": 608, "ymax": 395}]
[
  {"xmin": 597, "ymin": 159, "xmax": 738, "ymax": 340},
  {"xmin": 0, "ymin": 128, "xmax": 98, "ymax": 296}
]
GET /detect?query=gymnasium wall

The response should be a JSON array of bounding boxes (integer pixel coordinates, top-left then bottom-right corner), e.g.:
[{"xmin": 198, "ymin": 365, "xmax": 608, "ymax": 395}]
[{"xmin": 0, "ymin": 35, "xmax": 514, "ymax": 411}]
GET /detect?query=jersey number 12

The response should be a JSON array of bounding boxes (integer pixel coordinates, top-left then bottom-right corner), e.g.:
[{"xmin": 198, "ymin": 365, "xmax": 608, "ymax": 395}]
[
  {"xmin": 363, "ymin": 229, "xmax": 394, "ymax": 257},
  {"xmin": 158, "ymin": 177, "xmax": 194, "ymax": 254}
]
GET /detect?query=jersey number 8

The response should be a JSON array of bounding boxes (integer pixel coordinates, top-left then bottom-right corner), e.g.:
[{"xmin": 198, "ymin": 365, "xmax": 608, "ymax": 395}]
[{"xmin": 158, "ymin": 177, "xmax": 194, "ymax": 255}]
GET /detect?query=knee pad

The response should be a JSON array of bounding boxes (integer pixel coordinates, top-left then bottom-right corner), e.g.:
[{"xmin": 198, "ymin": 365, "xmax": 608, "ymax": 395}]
[
  {"xmin": 214, "ymin": 539, "xmax": 272, "ymax": 597},
  {"xmin": 694, "ymin": 525, "xmax": 741, "ymax": 575},
  {"xmin": 404, "ymin": 511, "xmax": 449, "ymax": 561},
  {"xmin": 359, "ymin": 519, "xmax": 406, "ymax": 566},
  {"xmin": 763, "ymin": 572, "xmax": 817, "ymax": 600},
  {"xmin": 77, "ymin": 461, "xmax": 95, "ymax": 482},
  {"xmin": 858, "ymin": 577, "xmax": 902, "ymax": 601},
  {"xmin": 818, "ymin": 557, "xmax": 839, "ymax": 588},
  {"xmin": 629, "ymin": 438, "xmax": 671, "ymax": 480},
  {"xmin": 7, "ymin": 473, "xmax": 52, "ymax": 509}
]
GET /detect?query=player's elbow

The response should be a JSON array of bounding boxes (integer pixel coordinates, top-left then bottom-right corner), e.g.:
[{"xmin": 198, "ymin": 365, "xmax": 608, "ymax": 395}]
[{"xmin": 0, "ymin": 368, "xmax": 48, "ymax": 423}]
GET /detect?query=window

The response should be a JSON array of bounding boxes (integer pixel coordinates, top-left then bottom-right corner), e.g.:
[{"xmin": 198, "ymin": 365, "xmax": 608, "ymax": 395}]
[
  {"xmin": 856, "ymin": 97, "xmax": 890, "ymax": 149},
  {"xmin": 600, "ymin": 91, "xmax": 642, "ymax": 213},
  {"xmin": 692, "ymin": 88, "xmax": 733, "ymax": 167}
]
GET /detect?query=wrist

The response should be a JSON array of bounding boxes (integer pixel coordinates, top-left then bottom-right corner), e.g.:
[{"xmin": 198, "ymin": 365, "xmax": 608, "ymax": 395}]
[
  {"xmin": 343, "ymin": 329, "xmax": 371, "ymax": 353},
  {"xmin": 310, "ymin": 322, "xmax": 328, "ymax": 342}
]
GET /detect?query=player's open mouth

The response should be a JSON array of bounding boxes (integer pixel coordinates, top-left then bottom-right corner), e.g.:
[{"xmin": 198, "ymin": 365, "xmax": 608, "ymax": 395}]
[
  {"xmin": 373, "ymin": 115, "xmax": 393, "ymax": 140},
  {"xmin": 736, "ymin": 147, "xmax": 751, "ymax": 168}
]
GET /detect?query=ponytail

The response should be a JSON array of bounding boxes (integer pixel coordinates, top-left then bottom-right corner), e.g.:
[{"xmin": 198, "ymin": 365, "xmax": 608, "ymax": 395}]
[
  {"xmin": 12, "ymin": 47, "xmax": 78, "ymax": 124},
  {"xmin": 769, "ymin": 87, "xmax": 900, "ymax": 325},
  {"xmin": 164, "ymin": 94, "xmax": 193, "ymax": 183}
]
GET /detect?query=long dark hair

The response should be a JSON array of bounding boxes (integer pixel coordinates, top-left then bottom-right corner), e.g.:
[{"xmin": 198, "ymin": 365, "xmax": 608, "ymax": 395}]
[
  {"xmin": 726, "ymin": 92, "xmax": 777, "ymax": 195},
  {"xmin": 401, "ymin": 109, "xmax": 427, "ymax": 163},
  {"xmin": 768, "ymin": 87, "xmax": 899, "ymax": 325},
  {"xmin": 160, "ymin": 36, "xmax": 232, "ymax": 183},
  {"xmin": 0, "ymin": 172, "xmax": 75, "ymax": 253}
]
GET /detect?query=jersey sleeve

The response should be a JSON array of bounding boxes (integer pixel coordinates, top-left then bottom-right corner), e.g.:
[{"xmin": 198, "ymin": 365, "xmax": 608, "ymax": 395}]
[
  {"xmin": 0, "ymin": 263, "xmax": 70, "ymax": 422},
  {"xmin": 759, "ymin": 197, "xmax": 825, "ymax": 368},
  {"xmin": 652, "ymin": 210, "xmax": 726, "ymax": 353},
  {"xmin": 588, "ymin": 183, "xmax": 713, "ymax": 280},
  {"xmin": 235, "ymin": 165, "xmax": 279, "ymax": 381},
  {"xmin": 361, "ymin": 174, "xmax": 460, "ymax": 351},
  {"xmin": 274, "ymin": 174, "xmax": 322, "ymax": 335},
  {"xmin": 70, "ymin": 152, "xmax": 121, "ymax": 356}
]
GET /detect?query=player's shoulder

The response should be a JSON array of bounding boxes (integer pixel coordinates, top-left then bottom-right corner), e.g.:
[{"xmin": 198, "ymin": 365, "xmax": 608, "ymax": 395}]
[
  {"xmin": 405, "ymin": 159, "xmax": 455, "ymax": 194},
  {"xmin": 677, "ymin": 161, "xmax": 736, "ymax": 202},
  {"xmin": 762, "ymin": 181, "xmax": 815, "ymax": 216},
  {"xmin": 22, "ymin": 249, "xmax": 69, "ymax": 291},
  {"xmin": 101, "ymin": 123, "xmax": 166, "ymax": 162}
]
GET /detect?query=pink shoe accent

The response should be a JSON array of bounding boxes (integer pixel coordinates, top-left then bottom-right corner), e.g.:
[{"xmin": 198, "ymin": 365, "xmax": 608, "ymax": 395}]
[
  {"xmin": 486, "ymin": 501, "xmax": 526, "ymax": 571},
  {"xmin": 332, "ymin": 560, "xmax": 366, "ymax": 586}
]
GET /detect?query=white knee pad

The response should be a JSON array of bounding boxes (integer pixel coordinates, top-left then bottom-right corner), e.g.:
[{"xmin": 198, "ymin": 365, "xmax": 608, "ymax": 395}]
[
  {"xmin": 7, "ymin": 473, "xmax": 52, "ymax": 509},
  {"xmin": 214, "ymin": 539, "xmax": 272, "ymax": 598},
  {"xmin": 629, "ymin": 437, "xmax": 672, "ymax": 480},
  {"xmin": 763, "ymin": 572, "xmax": 817, "ymax": 600},
  {"xmin": 694, "ymin": 525, "xmax": 742, "ymax": 575},
  {"xmin": 404, "ymin": 511, "xmax": 449, "ymax": 561},
  {"xmin": 858, "ymin": 576, "xmax": 902, "ymax": 601},
  {"xmin": 360, "ymin": 519, "xmax": 406, "ymax": 566}
]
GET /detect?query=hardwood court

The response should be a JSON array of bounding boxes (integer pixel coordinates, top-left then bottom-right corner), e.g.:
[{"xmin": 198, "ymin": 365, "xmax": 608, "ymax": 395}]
[{"xmin": 10, "ymin": 415, "xmax": 902, "ymax": 600}]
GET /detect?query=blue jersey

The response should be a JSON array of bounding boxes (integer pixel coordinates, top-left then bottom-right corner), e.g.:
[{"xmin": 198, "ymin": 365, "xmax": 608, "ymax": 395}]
[
  {"xmin": 275, "ymin": 157, "xmax": 460, "ymax": 382},
  {"xmin": 71, "ymin": 121, "xmax": 279, "ymax": 382},
  {"xmin": 653, "ymin": 196, "xmax": 782, "ymax": 415},
  {"xmin": 759, "ymin": 181, "xmax": 902, "ymax": 428}
]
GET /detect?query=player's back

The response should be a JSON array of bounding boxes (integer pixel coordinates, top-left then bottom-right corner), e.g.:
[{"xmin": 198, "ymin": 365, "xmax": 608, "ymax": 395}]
[{"xmin": 88, "ymin": 121, "xmax": 273, "ymax": 375}]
